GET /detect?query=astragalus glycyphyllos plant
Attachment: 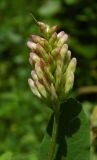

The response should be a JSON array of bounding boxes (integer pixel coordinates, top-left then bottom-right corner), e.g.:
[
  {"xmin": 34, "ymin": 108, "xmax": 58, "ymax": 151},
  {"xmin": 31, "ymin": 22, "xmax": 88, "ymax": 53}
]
[
  {"xmin": 27, "ymin": 21, "xmax": 76, "ymax": 109},
  {"xmin": 27, "ymin": 21, "xmax": 90, "ymax": 160}
]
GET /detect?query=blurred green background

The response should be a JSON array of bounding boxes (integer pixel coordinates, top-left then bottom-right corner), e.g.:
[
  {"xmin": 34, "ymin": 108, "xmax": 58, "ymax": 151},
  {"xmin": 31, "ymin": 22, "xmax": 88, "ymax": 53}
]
[{"xmin": 0, "ymin": 0, "xmax": 97, "ymax": 159}]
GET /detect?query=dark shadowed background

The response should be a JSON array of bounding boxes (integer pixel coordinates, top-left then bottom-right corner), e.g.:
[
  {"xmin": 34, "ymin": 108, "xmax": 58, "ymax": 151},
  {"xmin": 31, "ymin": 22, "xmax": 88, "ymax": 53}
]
[{"xmin": 0, "ymin": 0, "xmax": 97, "ymax": 159}]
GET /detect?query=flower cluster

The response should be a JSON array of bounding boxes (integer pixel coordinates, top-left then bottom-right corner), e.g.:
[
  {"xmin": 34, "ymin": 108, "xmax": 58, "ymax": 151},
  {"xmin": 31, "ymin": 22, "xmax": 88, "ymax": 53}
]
[{"xmin": 27, "ymin": 21, "xmax": 77, "ymax": 107}]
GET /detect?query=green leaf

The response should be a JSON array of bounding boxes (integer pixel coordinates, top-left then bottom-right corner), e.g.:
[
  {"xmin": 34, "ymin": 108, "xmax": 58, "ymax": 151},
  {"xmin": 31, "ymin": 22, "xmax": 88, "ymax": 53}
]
[
  {"xmin": 38, "ymin": 0, "xmax": 61, "ymax": 17},
  {"xmin": 64, "ymin": 0, "xmax": 79, "ymax": 5},
  {"xmin": 0, "ymin": 151, "xmax": 12, "ymax": 160},
  {"xmin": 38, "ymin": 98, "xmax": 90, "ymax": 160},
  {"xmin": 69, "ymin": 37, "xmax": 97, "ymax": 59}
]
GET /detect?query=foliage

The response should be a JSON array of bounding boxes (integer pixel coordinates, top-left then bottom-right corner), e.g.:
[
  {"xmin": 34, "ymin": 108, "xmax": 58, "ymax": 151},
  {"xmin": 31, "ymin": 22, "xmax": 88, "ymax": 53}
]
[
  {"xmin": 38, "ymin": 99, "xmax": 90, "ymax": 160},
  {"xmin": 0, "ymin": 0, "xmax": 97, "ymax": 159}
]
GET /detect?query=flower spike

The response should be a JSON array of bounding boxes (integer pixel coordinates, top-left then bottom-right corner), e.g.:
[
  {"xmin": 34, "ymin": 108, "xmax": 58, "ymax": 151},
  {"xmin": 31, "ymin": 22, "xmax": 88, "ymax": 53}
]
[{"xmin": 27, "ymin": 21, "xmax": 77, "ymax": 108}]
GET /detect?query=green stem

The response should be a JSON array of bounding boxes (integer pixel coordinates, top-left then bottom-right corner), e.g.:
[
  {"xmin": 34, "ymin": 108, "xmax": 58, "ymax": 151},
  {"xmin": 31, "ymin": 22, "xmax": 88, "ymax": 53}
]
[
  {"xmin": 90, "ymin": 132, "xmax": 97, "ymax": 160},
  {"xmin": 90, "ymin": 145, "xmax": 97, "ymax": 160},
  {"xmin": 48, "ymin": 112, "xmax": 59, "ymax": 160}
]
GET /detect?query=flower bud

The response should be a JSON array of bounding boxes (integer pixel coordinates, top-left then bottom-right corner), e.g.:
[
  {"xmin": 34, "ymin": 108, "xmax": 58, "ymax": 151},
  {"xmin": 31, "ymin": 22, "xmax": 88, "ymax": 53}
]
[
  {"xmin": 49, "ymin": 32, "xmax": 57, "ymax": 46},
  {"xmin": 66, "ymin": 58, "xmax": 77, "ymax": 73},
  {"xmin": 31, "ymin": 69, "xmax": 50, "ymax": 92},
  {"xmin": 51, "ymin": 47, "xmax": 61, "ymax": 57},
  {"xmin": 51, "ymin": 83, "xmax": 58, "ymax": 101},
  {"xmin": 31, "ymin": 35, "xmax": 49, "ymax": 52},
  {"xmin": 29, "ymin": 57, "xmax": 33, "ymax": 66},
  {"xmin": 36, "ymin": 43, "xmax": 48, "ymax": 60},
  {"xmin": 42, "ymin": 77, "xmax": 50, "ymax": 92},
  {"xmin": 67, "ymin": 50, "xmax": 71, "ymax": 62},
  {"xmin": 44, "ymin": 66, "xmax": 55, "ymax": 83},
  {"xmin": 35, "ymin": 62, "xmax": 44, "ymax": 79},
  {"xmin": 48, "ymin": 25, "xmax": 59, "ymax": 35},
  {"xmin": 38, "ymin": 21, "xmax": 49, "ymax": 33},
  {"xmin": 35, "ymin": 80, "xmax": 47, "ymax": 98},
  {"xmin": 43, "ymin": 40, "xmax": 50, "ymax": 52},
  {"xmin": 39, "ymin": 58, "xmax": 46, "ymax": 68},
  {"xmin": 57, "ymin": 34, "xmax": 68, "ymax": 47},
  {"xmin": 31, "ymin": 35, "xmax": 42, "ymax": 43},
  {"xmin": 65, "ymin": 72, "xmax": 74, "ymax": 94},
  {"xmin": 27, "ymin": 41, "xmax": 36, "ymax": 50},
  {"xmin": 55, "ymin": 66, "xmax": 62, "ymax": 90},
  {"xmin": 28, "ymin": 79, "xmax": 41, "ymax": 98},
  {"xmin": 31, "ymin": 70, "xmax": 38, "ymax": 81},
  {"xmin": 60, "ymin": 44, "xmax": 68, "ymax": 61},
  {"xmin": 30, "ymin": 52, "xmax": 40, "ymax": 63},
  {"xmin": 57, "ymin": 31, "xmax": 65, "ymax": 39},
  {"xmin": 63, "ymin": 50, "xmax": 71, "ymax": 72}
]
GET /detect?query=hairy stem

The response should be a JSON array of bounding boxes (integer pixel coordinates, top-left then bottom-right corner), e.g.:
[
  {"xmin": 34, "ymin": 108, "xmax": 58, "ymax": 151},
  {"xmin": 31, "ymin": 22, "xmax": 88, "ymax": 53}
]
[{"xmin": 48, "ymin": 111, "xmax": 59, "ymax": 160}]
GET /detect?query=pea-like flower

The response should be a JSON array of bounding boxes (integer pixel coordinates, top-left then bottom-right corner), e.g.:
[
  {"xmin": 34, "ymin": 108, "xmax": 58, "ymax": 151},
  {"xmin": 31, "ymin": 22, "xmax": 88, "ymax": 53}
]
[{"xmin": 27, "ymin": 21, "xmax": 77, "ymax": 108}]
